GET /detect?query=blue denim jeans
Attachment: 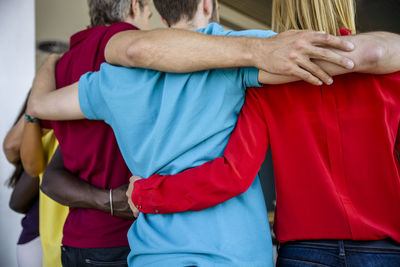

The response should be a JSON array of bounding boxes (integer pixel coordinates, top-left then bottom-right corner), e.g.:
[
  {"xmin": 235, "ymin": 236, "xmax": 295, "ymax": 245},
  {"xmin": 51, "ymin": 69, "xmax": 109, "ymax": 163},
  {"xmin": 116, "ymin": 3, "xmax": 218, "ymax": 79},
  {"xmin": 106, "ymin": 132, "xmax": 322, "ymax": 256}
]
[
  {"xmin": 277, "ymin": 239, "xmax": 400, "ymax": 267},
  {"xmin": 61, "ymin": 245, "xmax": 130, "ymax": 267}
]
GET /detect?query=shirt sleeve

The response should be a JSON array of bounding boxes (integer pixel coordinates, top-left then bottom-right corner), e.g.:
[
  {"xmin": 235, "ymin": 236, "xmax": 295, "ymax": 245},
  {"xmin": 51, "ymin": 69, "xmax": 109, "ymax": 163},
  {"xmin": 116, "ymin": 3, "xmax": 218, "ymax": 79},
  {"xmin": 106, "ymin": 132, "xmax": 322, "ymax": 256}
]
[
  {"xmin": 132, "ymin": 88, "xmax": 270, "ymax": 213},
  {"xmin": 99, "ymin": 22, "xmax": 138, "ymax": 63},
  {"xmin": 78, "ymin": 71, "xmax": 109, "ymax": 121}
]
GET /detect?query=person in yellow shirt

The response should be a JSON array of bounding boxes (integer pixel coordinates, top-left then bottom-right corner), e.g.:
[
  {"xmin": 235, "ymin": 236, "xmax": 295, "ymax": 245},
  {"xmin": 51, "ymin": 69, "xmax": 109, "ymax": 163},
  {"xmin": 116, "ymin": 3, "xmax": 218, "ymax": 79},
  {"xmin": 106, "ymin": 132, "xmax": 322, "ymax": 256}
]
[{"xmin": 20, "ymin": 97, "xmax": 68, "ymax": 267}]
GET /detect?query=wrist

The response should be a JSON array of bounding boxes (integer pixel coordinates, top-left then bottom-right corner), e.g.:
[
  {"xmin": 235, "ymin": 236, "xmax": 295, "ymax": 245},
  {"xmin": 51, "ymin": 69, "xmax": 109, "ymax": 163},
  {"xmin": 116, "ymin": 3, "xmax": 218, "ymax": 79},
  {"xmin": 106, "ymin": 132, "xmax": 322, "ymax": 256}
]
[
  {"xmin": 24, "ymin": 114, "xmax": 39, "ymax": 123},
  {"xmin": 247, "ymin": 37, "xmax": 271, "ymax": 70},
  {"xmin": 93, "ymin": 187, "xmax": 110, "ymax": 213}
]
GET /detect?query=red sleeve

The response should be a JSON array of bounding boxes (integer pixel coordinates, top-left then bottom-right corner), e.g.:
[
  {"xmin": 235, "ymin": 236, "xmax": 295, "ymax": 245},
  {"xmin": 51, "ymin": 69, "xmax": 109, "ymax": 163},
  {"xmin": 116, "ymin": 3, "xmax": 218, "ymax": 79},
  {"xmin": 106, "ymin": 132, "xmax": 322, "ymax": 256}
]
[{"xmin": 132, "ymin": 88, "xmax": 270, "ymax": 213}]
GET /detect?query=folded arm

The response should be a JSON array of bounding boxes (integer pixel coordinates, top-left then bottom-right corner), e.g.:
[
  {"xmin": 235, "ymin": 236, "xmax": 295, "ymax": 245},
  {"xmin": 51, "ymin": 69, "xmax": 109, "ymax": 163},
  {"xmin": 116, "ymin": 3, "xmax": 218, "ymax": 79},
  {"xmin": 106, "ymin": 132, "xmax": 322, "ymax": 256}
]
[
  {"xmin": 41, "ymin": 147, "xmax": 134, "ymax": 219},
  {"xmin": 131, "ymin": 89, "xmax": 269, "ymax": 213}
]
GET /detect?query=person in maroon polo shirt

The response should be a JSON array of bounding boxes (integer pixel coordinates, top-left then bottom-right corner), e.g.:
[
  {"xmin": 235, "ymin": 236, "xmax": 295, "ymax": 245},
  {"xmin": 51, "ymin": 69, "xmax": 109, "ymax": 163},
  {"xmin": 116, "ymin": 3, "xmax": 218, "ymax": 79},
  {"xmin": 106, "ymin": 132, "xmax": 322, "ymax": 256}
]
[{"xmin": 37, "ymin": 1, "xmax": 151, "ymax": 266}]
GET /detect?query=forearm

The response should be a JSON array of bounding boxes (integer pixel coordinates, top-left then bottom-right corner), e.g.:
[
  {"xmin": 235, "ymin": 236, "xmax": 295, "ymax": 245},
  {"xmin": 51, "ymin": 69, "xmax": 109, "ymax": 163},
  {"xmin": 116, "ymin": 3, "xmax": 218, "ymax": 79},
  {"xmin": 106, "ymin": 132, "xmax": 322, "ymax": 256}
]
[
  {"xmin": 20, "ymin": 121, "xmax": 45, "ymax": 177},
  {"xmin": 26, "ymin": 54, "xmax": 83, "ymax": 121},
  {"xmin": 359, "ymin": 32, "xmax": 400, "ymax": 74},
  {"xmin": 259, "ymin": 32, "xmax": 400, "ymax": 84},
  {"xmin": 132, "ymin": 89, "xmax": 269, "ymax": 213},
  {"xmin": 106, "ymin": 28, "xmax": 254, "ymax": 72},
  {"xmin": 9, "ymin": 171, "xmax": 39, "ymax": 214},
  {"xmin": 27, "ymin": 54, "xmax": 59, "ymax": 118},
  {"xmin": 42, "ymin": 163, "xmax": 109, "ymax": 212},
  {"xmin": 318, "ymin": 32, "xmax": 400, "ymax": 76},
  {"xmin": 42, "ymin": 148, "xmax": 133, "ymax": 219},
  {"xmin": 3, "ymin": 115, "xmax": 24, "ymax": 164}
]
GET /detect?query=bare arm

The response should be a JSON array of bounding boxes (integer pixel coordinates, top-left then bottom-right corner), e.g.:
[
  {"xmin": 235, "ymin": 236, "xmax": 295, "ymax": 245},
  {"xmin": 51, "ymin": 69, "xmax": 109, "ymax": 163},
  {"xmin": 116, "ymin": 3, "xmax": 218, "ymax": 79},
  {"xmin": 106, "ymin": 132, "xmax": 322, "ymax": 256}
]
[
  {"xmin": 26, "ymin": 54, "xmax": 83, "ymax": 121},
  {"xmin": 106, "ymin": 28, "xmax": 355, "ymax": 86},
  {"xmin": 3, "ymin": 115, "xmax": 24, "ymax": 164},
  {"xmin": 258, "ymin": 32, "xmax": 400, "ymax": 85},
  {"xmin": 9, "ymin": 171, "xmax": 39, "ymax": 214},
  {"xmin": 41, "ymin": 147, "xmax": 134, "ymax": 219},
  {"xmin": 20, "ymin": 120, "xmax": 45, "ymax": 177}
]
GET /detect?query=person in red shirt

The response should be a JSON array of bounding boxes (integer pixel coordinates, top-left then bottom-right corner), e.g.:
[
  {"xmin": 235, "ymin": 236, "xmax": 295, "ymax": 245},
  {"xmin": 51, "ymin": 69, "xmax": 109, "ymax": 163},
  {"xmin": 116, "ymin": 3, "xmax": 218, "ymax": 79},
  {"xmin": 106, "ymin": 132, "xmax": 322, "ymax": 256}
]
[{"xmin": 127, "ymin": 0, "xmax": 400, "ymax": 266}]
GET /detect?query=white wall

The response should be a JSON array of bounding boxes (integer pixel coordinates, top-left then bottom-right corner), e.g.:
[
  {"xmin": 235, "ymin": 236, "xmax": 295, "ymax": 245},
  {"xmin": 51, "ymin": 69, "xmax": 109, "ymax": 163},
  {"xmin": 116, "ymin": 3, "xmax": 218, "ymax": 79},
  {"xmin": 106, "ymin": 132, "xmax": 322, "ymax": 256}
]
[
  {"xmin": 0, "ymin": 2, "xmax": 164, "ymax": 266},
  {"xmin": 0, "ymin": 1, "xmax": 35, "ymax": 267}
]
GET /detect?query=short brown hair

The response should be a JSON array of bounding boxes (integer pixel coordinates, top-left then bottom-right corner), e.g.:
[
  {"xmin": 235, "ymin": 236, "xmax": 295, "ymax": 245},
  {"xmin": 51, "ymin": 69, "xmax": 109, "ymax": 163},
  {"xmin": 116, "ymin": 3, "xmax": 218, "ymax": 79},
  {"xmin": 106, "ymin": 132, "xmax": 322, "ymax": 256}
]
[
  {"xmin": 154, "ymin": 0, "xmax": 201, "ymax": 26},
  {"xmin": 88, "ymin": 0, "xmax": 146, "ymax": 27}
]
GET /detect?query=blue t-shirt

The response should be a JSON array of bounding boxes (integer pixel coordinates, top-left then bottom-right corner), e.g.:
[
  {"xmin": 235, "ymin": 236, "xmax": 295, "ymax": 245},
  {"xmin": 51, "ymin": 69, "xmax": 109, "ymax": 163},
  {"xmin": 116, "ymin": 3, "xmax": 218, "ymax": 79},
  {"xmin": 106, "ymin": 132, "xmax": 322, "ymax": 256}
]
[{"xmin": 79, "ymin": 23, "xmax": 276, "ymax": 267}]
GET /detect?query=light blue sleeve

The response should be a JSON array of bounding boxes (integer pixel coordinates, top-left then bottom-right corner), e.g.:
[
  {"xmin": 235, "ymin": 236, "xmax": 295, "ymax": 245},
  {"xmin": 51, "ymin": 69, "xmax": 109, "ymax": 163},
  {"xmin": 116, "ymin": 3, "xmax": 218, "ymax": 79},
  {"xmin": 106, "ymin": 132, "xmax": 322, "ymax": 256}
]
[
  {"xmin": 202, "ymin": 23, "xmax": 277, "ymax": 38},
  {"xmin": 78, "ymin": 71, "xmax": 109, "ymax": 121},
  {"xmin": 221, "ymin": 67, "xmax": 261, "ymax": 89},
  {"xmin": 204, "ymin": 24, "xmax": 271, "ymax": 88},
  {"xmin": 223, "ymin": 28, "xmax": 277, "ymax": 39}
]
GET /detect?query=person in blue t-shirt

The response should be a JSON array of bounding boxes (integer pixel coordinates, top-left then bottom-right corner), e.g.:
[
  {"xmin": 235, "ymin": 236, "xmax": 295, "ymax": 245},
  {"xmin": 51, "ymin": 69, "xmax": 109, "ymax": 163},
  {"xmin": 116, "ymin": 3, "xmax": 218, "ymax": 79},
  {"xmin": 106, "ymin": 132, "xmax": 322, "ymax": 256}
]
[{"xmin": 26, "ymin": 1, "xmax": 400, "ymax": 265}]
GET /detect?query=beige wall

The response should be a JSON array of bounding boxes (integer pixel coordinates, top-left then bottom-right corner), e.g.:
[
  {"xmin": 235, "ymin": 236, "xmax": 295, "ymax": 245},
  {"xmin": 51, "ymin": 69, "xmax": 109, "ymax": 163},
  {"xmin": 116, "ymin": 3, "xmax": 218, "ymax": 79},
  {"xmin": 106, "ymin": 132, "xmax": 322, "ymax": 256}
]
[
  {"xmin": 35, "ymin": 0, "xmax": 165, "ymax": 68},
  {"xmin": 34, "ymin": 1, "xmax": 268, "ymax": 68}
]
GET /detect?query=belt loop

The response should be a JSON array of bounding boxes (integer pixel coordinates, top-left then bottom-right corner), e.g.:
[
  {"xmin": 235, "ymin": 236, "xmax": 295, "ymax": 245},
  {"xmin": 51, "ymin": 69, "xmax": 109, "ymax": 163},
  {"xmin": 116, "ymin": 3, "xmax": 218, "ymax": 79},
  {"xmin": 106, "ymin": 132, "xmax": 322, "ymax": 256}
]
[{"xmin": 338, "ymin": 240, "xmax": 345, "ymax": 257}]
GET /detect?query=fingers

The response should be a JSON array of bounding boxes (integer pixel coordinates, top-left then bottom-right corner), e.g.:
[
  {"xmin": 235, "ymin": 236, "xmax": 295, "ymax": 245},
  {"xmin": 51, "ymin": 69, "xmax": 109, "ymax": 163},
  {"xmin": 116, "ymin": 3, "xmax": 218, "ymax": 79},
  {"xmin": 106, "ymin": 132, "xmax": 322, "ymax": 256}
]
[
  {"xmin": 298, "ymin": 60, "xmax": 332, "ymax": 85},
  {"xmin": 312, "ymin": 32, "xmax": 354, "ymax": 52},
  {"xmin": 133, "ymin": 210, "xmax": 139, "ymax": 218},
  {"xmin": 130, "ymin": 175, "xmax": 142, "ymax": 183},
  {"xmin": 290, "ymin": 66, "xmax": 322, "ymax": 86},
  {"xmin": 309, "ymin": 47, "xmax": 354, "ymax": 70}
]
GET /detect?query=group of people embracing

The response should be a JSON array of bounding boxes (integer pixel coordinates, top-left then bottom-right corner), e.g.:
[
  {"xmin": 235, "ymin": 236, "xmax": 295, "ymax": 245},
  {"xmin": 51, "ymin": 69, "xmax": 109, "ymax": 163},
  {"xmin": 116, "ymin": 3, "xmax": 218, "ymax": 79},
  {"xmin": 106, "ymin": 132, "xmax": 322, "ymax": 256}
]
[{"xmin": 5, "ymin": 0, "xmax": 400, "ymax": 266}]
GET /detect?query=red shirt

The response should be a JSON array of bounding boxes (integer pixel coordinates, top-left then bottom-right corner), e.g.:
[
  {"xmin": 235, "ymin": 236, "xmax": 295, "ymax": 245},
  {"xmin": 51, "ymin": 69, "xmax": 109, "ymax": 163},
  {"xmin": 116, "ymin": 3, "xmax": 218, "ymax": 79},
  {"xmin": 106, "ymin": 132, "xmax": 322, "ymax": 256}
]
[
  {"xmin": 132, "ymin": 72, "xmax": 400, "ymax": 243},
  {"xmin": 42, "ymin": 22, "xmax": 137, "ymax": 248}
]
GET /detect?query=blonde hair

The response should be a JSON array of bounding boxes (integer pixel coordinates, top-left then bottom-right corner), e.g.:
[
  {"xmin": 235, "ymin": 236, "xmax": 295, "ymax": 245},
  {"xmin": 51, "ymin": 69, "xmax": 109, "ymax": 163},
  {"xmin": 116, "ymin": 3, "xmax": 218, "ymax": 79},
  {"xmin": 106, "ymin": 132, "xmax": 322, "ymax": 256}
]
[{"xmin": 272, "ymin": 0, "xmax": 356, "ymax": 35}]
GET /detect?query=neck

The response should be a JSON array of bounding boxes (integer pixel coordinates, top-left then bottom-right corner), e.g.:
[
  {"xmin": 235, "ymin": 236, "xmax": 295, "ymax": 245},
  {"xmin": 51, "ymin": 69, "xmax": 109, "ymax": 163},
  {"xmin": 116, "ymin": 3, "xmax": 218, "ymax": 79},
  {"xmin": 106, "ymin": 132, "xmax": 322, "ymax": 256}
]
[{"xmin": 171, "ymin": 20, "xmax": 200, "ymax": 31}]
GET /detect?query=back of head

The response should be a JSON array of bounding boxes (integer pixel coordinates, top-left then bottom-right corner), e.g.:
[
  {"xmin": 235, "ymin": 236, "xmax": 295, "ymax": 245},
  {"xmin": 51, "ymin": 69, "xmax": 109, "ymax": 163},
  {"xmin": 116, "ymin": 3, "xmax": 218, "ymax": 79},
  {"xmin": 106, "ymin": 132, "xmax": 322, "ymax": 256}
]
[
  {"xmin": 272, "ymin": 0, "xmax": 356, "ymax": 35},
  {"xmin": 153, "ymin": 0, "xmax": 201, "ymax": 27},
  {"xmin": 87, "ymin": 0, "xmax": 146, "ymax": 27}
]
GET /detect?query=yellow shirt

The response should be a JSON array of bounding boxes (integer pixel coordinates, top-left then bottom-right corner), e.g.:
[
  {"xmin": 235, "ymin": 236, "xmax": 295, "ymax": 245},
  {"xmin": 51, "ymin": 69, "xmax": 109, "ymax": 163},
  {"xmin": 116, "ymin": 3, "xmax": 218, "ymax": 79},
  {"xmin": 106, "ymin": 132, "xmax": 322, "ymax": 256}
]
[{"xmin": 39, "ymin": 131, "xmax": 69, "ymax": 267}]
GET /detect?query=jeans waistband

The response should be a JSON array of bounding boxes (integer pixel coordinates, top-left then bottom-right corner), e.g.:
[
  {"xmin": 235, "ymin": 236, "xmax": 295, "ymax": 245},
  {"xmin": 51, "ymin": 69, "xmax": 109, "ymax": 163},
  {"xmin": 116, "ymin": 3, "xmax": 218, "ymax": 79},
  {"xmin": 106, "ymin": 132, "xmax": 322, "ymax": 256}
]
[{"xmin": 280, "ymin": 239, "xmax": 400, "ymax": 252}]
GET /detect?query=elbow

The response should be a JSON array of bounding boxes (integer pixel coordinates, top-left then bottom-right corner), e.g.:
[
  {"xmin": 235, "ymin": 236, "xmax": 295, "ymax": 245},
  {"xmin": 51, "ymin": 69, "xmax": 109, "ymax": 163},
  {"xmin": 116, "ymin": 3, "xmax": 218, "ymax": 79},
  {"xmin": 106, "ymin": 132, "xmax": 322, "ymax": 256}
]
[
  {"xmin": 39, "ymin": 170, "xmax": 52, "ymax": 197},
  {"xmin": 9, "ymin": 198, "xmax": 27, "ymax": 214},
  {"xmin": 126, "ymin": 38, "xmax": 152, "ymax": 69},
  {"xmin": 359, "ymin": 40, "xmax": 386, "ymax": 72},
  {"xmin": 23, "ymin": 165, "xmax": 44, "ymax": 178},
  {"xmin": 21, "ymin": 158, "xmax": 45, "ymax": 178},
  {"xmin": 3, "ymin": 142, "xmax": 20, "ymax": 164},
  {"xmin": 40, "ymin": 169, "xmax": 65, "ymax": 206},
  {"xmin": 366, "ymin": 46, "xmax": 385, "ymax": 68},
  {"xmin": 126, "ymin": 43, "xmax": 141, "ymax": 68}
]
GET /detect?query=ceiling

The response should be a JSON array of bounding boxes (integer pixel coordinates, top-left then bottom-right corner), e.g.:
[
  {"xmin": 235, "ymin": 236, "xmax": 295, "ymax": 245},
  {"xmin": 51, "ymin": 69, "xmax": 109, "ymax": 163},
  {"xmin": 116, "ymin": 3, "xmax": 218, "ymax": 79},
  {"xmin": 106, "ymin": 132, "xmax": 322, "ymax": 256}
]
[
  {"xmin": 219, "ymin": 0, "xmax": 400, "ymax": 33},
  {"xmin": 219, "ymin": 0, "xmax": 272, "ymax": 30}
]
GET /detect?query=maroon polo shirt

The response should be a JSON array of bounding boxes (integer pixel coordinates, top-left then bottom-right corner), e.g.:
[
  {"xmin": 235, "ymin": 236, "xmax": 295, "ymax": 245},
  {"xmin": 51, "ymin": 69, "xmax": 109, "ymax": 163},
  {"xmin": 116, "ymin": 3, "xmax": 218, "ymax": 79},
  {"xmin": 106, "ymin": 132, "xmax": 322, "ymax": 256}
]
[{"xmin": 42, "ymin": 22, "xmax": 137, "ymax": 248}]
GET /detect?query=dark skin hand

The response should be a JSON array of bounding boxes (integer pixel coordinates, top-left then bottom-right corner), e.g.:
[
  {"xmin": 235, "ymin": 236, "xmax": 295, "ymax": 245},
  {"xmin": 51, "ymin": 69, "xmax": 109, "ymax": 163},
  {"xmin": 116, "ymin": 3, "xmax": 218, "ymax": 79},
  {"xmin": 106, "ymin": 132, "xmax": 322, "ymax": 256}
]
[
  {"xmin": 41, "ymin": 147, "xmax": 134, "ymax": 220},
  {"xmin": 9, "ymin": 171, "xmax": 39, "ymax": 214}
]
